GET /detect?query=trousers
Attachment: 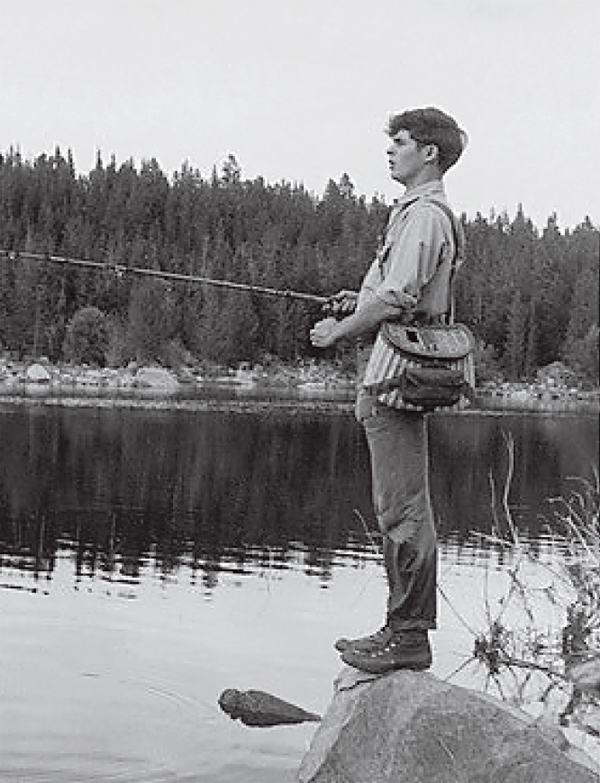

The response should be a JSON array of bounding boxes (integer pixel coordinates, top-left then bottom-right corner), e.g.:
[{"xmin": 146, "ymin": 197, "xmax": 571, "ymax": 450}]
[{"xmin": 357, "ymin": 391, "xmax": 437, "ymax": 631}]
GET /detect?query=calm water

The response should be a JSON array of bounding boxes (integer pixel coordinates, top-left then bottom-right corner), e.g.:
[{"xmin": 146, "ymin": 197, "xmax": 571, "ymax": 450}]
[{"xmin": 0, "ymin": 396, "xmax": 598, "ymax": 782}]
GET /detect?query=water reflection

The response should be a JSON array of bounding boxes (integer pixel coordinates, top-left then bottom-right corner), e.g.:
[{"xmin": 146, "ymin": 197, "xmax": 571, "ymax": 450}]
[
  {"xmin": 0, "ymin": 407, "xmax": 367, "ymax": 589},
  {"xmin": 1, "ymin": 401, "xmax": 599, "ymax": 782},
  {"xmin": 428, "ymin": 412, "xmax": 599, "ymax": 537},
  {"xmin": 0, "ymin": 403, "xmax": 597, "ymax": 594}
]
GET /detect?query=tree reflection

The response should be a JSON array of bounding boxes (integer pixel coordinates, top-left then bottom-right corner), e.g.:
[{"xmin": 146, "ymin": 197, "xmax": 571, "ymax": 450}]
[{"xmin": 0, "ymin": 405, "xmax": 597, "ymax": 589}]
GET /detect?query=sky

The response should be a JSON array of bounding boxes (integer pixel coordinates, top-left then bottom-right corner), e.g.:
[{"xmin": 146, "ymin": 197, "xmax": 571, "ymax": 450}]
[{"xmin": 1, "ymin": 0, "xmax": 598, "ymax": 229}]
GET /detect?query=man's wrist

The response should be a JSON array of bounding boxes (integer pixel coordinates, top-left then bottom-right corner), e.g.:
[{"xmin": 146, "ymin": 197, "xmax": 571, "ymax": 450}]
[{"xmin": 333, "ymin": 313, "xmax": 362, "ymax": 343}]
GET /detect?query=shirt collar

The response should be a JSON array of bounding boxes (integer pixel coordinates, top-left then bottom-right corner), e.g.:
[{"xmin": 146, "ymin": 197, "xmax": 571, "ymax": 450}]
[{"xmin": 393, "ymin": 180, "xmax": 446, "ymax": 209}]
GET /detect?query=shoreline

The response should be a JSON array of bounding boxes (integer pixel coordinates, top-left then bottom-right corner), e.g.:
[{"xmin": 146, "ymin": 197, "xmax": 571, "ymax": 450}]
[{"xmin": 1, "ymin": 357, "xmax": 598, "ymax": 415}]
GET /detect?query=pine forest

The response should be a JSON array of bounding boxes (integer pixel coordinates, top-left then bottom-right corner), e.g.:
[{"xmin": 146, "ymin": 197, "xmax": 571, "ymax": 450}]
[{"xmin": 0, "ymin": 148, "xmax": 598, "ymax": 383}]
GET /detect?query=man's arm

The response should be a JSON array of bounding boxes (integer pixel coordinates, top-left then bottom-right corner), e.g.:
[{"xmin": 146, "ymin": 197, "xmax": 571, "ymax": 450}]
[
  {"xmin": 310, "ymin": 296, "xmax": 400, "ymax": 349},
  {"xmin": 311, "ymin": 203, "xmax": 448, "ymax": 349}
]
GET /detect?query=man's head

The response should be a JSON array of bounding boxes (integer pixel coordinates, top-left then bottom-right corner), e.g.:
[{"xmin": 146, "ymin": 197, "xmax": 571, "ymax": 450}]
[{"xmin": 386, "ymin": 107, "xmax": 467, "ymax": 186}]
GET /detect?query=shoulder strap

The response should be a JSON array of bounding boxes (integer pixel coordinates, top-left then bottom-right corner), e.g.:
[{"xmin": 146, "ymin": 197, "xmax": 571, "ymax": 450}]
[
  {"xmin": 425, "ymin": 198, "xmax": 464, "ymax": 324},
  {"xmin": 426, "ymin": 198, "xmax": 464, "ymax": 269}
]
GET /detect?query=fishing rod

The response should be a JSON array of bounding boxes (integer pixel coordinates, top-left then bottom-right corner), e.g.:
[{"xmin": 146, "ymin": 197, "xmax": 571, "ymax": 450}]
[{"xmin": 0, "ymin": 249, "xmax": 329, "ymax": 306}]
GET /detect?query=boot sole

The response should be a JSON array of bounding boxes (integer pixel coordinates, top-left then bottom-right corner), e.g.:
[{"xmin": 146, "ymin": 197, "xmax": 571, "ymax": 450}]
[{"xmin": 341, "ymin": 649, "xmax": 432, "ymax": 674}]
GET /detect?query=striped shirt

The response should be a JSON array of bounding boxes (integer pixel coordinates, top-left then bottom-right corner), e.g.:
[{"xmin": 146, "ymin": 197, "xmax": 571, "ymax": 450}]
[{"xmin": 355, "ymin": 180, "xmax": 462, "ymax": 389}]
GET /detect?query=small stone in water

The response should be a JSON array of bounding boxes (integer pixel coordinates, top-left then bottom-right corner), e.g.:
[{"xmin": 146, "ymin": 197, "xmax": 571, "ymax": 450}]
[{"xmin": 218, "ymin": 688, "xmax": 321, "ymax": 727}]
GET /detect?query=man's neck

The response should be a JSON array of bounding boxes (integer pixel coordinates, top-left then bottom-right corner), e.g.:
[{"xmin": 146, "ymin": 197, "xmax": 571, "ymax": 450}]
[{"xmin": 403, "ymin": 170, "xmax": 442, "ymax": 193}]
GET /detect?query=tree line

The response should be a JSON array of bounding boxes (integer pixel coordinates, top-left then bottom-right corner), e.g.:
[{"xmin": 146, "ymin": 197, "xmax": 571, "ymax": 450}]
[{"xmin": 0, "ymin": 147, "xmax": 598, "ymax": 382}]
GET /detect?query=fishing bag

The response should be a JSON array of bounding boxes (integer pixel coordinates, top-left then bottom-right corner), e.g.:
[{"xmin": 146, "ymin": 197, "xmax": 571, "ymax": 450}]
[
  {"xmin": 363, "ymin": 321, "xmax": 476, "ymax": 411},
  {"xmin": 363, "ymin": 200, "xmax": 476, "ymax": 412}
]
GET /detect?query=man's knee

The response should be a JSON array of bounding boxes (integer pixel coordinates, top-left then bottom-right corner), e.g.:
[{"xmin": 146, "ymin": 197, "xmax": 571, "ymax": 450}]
[{"xmin": 378, "ymin": 498, "xmax": 436, "ymax": 551}]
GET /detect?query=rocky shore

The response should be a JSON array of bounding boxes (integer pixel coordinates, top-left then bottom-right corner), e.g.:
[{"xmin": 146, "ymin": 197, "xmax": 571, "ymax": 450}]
[
  {"xmin": 0, "ymin": 356, "xmax": 353, "ymax": 393},
  {"xmin": 1, "ymin": 356, "xmax": 598, "ymax": 413}
]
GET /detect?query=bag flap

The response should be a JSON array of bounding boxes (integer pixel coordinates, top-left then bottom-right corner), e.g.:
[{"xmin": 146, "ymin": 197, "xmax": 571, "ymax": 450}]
[{"xmin": 381, "ymin": 322, "xmax": 475, "ymax": 360}]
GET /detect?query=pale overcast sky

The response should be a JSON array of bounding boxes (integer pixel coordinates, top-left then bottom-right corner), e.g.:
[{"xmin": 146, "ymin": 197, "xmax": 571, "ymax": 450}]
[{"xmin": 1, "ymin": 0, "xmax": 598, "ymax": 228}]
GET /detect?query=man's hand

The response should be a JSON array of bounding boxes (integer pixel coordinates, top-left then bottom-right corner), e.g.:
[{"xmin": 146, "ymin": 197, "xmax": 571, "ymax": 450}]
[
  {"xmin": 311, "ymin": 291, "xmax": 400, "ymax": 347},
  {"xmin": 310, "ymin": 317, "xmax": 339, "ymax": 349},
  {"xmin": 326, "ymin": 290, "xmax": 358, "ymax": 316}
]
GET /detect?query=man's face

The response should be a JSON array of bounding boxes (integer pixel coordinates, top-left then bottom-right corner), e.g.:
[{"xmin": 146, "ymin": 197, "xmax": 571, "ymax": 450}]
[{"xmin": 386, "ymin": 129, "xmax": 431, "ymax": 186}]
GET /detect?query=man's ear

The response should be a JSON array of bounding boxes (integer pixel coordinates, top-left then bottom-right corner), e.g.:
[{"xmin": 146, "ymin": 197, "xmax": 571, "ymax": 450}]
[{"xmin": 423, "ymin": 143, "xmax": 439, "ymax": 165}]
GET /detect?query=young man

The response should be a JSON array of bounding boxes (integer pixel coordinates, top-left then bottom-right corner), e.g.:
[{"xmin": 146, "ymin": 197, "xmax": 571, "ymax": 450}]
[{"xmin": 310, "ymin": 107, "xmax": 467, "ymax": 674}]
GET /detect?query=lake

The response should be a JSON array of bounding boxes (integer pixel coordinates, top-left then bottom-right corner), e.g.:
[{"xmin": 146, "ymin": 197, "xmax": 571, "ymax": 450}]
[{"xmin": 0, "ymin": 394, "xmax": 598, "ymax": 781}]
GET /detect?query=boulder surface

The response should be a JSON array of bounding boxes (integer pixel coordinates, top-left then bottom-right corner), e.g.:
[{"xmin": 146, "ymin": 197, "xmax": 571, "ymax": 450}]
[
  {"xmin": 25, "ymin": 362, "xmax": 51, "ymax": 383},
  {"xmin": 298, "ymin": 668, "xmax": 599, "ymax": 782},
  {"xmin": 134, "ymin": 366, "xmax": 179, "ymax": 390}
]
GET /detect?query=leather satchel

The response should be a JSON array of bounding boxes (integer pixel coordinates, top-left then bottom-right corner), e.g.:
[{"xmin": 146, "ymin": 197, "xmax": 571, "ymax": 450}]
[{"xmin": 363, "ymin": 200, "xmax": 476, "ymax": 412}]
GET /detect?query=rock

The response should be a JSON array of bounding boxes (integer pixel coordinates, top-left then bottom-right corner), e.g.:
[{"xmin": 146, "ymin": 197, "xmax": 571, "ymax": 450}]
[
  {"xmin": 297, "ymin": 668, "xmax": 599, "ymax": 782},
  {"xmin": 565, "ymin": 656, "xmax": 600, "ymax": 739},
  {"xmin": 25, "ymin": 363, "xmax": 52, "ymax": 383},
  {"xmin": 134, "ymin": 367, "xmax": 180, "ymax": 391},
  {"xmin": 568, "ymin": 656, "xmax": 600, "ymax": 695},
  {"xmin": 536, "ymin": 361, "xmax": 577, "ymax": 388},
  {"xmin": 218, "ymin": 688, "xmax": 321, "ymax": 727}
]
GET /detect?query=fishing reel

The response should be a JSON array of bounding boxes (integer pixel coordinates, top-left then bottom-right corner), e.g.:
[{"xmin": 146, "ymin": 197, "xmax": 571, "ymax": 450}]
[{"xmin": 323, "ymin": 290, "xmax": 358, "ymax": 318}]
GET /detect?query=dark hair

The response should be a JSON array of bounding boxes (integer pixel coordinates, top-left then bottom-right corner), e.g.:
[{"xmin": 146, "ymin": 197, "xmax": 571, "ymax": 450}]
[{"xmin": 387, "ymin": 107, "xmax": 467, "ymax": 172}]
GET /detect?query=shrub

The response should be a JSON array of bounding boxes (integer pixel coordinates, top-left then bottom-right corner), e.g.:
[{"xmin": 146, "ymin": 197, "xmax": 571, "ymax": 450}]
[
  {"xmin": 62, "ymin": 307, "xmax": 109, "ymax": 366},
  {"xmin": 104, "ymin": 319, "xmax": 135, "ymax": 368},
  {"xmin": 469, "ymin": 435, "xmax": 600, "ymax": 749}
]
